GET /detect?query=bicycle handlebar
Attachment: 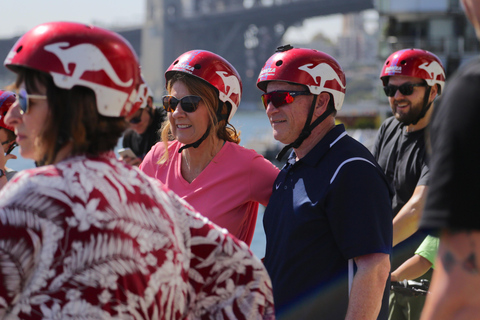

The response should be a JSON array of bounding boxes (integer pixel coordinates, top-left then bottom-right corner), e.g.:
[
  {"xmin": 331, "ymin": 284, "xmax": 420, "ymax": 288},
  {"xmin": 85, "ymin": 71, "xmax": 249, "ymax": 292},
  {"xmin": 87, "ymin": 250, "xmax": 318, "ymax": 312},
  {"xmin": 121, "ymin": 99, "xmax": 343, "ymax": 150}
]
[{"xmin": 390, "ymin": 279, "xmax": 430, "ymax": 297}]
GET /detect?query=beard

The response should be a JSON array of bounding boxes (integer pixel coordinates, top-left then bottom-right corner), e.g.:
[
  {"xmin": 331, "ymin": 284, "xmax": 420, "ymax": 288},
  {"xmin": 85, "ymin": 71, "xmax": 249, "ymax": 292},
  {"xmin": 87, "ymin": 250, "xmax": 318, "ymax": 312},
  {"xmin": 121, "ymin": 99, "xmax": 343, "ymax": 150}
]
[{"xmin": 392, "ymin": 99, "xmax": 424, "ymax": 126}]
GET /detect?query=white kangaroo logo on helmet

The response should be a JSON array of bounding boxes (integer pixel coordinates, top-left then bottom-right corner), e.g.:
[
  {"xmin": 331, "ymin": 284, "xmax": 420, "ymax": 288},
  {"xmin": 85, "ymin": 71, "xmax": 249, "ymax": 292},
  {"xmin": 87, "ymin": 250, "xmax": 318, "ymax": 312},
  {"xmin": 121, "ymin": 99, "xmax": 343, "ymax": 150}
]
[
  {"xmin": 418, "ymin": 61, "xmax": 445, "ymax": 81},
  {"xmin": 216, "ymin": 71, "xmax": 241, "ymax": 100},
  {"xmin": 44, "ymin": 42, "xmax": 133, "ymax": 87},
  {"xmin": 298, "ymin": 63, "xmax": 346, "ymax": 90}
]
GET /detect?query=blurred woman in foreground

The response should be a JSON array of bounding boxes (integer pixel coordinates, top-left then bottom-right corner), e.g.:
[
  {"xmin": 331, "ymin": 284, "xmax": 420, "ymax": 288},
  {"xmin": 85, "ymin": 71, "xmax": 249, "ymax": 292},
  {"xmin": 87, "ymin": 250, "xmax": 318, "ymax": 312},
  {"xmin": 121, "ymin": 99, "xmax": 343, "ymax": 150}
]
[{"xmin": 0, "ymin": 21, "xmax": 274, "ymax": 319}]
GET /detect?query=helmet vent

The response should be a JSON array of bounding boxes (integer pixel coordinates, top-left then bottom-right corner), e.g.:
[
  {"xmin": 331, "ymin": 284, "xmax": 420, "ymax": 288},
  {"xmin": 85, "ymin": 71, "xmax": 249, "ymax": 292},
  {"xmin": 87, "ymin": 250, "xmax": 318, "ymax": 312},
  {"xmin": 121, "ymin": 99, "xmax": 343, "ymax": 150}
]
[
  {"xmin": 385, "ymin": 61, "xmax": 390, "ymax": 65},
  {"xmin": 16, "ymin": 46, "xmax": 23, "ymax": 53},
  {"xmin": 173, "ymin": 60, "xmax": 179, "ymax": 65},
  {"xmin": 275, "ymin": 60, "xmax": 283, "ymax": 67},
  {"xmin": 194, "ymin": 64, "xmax": 201, "ymax": 69},
  {"xmin": 400, "ymin": 60, "xmax": 407, "ymax": 65}
]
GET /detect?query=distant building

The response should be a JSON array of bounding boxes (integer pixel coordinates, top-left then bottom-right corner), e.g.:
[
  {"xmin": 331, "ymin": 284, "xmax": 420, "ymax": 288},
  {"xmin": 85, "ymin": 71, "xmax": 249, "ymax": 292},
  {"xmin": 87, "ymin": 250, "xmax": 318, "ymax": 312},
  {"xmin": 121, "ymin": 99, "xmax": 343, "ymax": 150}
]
[
  {"xmin": 375, "ymin": 0, "xmax": 476, "ymax": 76},
  {"xmin": 337, "ymin": 12, "xmax": 378, "ymax": 68}
]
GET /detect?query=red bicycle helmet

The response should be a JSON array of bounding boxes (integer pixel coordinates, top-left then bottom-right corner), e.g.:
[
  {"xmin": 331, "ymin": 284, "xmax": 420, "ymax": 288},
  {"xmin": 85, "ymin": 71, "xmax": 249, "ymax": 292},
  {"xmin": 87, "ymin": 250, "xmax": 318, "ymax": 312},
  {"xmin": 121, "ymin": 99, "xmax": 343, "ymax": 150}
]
[
  {"xmin": 380, "ymin": 48, "xmax": 445, "ymax": 94},
  {"xmin": 0, "ymin": 91, "xmax": 15, "ymax": 132},
  {"xmin": 4, "ymin": 21, "xmax": 144, "ymax": 118},
  {"xmin": 165, "ymin": 50, "xmax": 242, "ymax": 121},
  {"xmin": 257, "ymin": 46, "xmax": 346, "ymax": 110}
]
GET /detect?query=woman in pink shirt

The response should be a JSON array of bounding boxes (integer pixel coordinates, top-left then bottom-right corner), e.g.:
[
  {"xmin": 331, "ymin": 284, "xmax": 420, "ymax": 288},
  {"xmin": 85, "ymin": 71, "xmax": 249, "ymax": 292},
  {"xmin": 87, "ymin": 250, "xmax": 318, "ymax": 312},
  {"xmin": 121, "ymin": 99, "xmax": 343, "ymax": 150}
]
[{"xmin": 140, "ymin": 50, "xmax": 279, "ymax": 246}]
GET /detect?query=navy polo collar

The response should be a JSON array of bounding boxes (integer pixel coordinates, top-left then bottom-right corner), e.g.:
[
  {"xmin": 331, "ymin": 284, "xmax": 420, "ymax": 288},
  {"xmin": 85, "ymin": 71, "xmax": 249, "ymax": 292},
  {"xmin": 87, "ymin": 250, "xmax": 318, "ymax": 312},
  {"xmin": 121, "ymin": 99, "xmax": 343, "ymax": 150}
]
[{"xmin": 289, "ymin": 124, "xmax": 348, "ymax": 167}]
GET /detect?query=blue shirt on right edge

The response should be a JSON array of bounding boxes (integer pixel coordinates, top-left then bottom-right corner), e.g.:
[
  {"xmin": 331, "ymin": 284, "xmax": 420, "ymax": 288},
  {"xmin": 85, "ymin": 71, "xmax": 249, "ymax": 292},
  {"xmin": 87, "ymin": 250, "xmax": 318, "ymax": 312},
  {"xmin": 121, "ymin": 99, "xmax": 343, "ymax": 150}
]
[{"xmin": 263, "ymin": 124, "xmax": 393, "ymax": 320}]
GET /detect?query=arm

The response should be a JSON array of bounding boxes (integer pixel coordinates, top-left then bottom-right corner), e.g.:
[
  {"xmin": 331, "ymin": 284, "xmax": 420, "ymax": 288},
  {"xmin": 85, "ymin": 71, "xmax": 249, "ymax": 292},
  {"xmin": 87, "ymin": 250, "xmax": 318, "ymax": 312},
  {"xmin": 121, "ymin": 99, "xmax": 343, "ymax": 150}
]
[
  {"xmin": 345, "ymin": 253, "xmax": 390, "ymax": 320},
  {"xmin": 421, "ymin": 230, "xmax": 480, "ymax": 320},
  {"xmin": 250, "ymin": 154, "xmax": 279, "ymax": 207},
  {"xmin": 391, "ymin": 254, "xmax": 432, "ymax": 282},
  {"xmin": 393, "ymin": 185, "xmax": 428, "ymax": 246}
]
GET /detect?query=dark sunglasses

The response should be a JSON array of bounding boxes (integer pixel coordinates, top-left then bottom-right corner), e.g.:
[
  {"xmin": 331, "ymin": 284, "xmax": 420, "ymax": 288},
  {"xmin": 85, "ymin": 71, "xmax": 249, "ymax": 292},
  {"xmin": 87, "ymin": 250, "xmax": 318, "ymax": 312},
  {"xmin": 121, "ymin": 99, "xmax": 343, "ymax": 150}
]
[
  {"xmin": 129, "ymin": 108, "xmax": 144, "ymax": 124},
  {"xmin": 18, "ymin": 89, "xmax": 47, "ymax": 115},
  {"xmin": 162, "ymin": 95, "xmax": 202, "ymax": 113},
  {"xmin": 261, "ymin": 91, "xmax": 311, "ymax": 109},
  {"xmin": 383, "ymin": 83, "xmax": 427, "ymax": 97}
]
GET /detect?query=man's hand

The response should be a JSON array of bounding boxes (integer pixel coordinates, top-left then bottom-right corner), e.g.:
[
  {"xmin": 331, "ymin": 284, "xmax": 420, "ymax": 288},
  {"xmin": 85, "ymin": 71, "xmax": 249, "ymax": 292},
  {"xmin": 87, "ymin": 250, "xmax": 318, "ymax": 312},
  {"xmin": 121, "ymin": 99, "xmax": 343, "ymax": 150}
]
[{"xmin": 0, "ymin": 143, "xmax": 16, "ymax": 171}]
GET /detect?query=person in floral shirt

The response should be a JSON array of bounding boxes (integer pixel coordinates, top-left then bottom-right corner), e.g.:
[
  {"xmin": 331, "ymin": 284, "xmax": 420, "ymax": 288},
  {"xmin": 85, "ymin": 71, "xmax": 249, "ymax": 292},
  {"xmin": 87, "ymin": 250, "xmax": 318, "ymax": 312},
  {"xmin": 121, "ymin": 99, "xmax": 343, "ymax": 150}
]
[{"xmin": 0, "ymin": 21, "xmax": 274, "ymax": 320}]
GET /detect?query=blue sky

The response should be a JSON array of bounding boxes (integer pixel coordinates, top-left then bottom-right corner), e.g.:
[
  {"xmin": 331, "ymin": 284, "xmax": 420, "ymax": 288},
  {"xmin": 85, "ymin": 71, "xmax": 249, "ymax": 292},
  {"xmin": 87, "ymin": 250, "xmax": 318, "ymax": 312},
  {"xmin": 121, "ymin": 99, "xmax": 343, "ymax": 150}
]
[{"xmin": 1, "ymin": 0, "xmax": 145, "ymax": 38}]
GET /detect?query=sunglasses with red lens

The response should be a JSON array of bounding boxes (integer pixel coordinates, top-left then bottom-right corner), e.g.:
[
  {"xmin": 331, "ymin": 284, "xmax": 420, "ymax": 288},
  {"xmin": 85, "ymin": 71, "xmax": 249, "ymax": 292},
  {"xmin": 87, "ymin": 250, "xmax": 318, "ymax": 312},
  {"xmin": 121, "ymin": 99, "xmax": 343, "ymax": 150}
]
[
  {"xmin": 383, "ymin": 83, "xmax": 427, "ymax": 97},
  {"xmin": 162, "ymin": 95, "xmax": 202, "ymax": 113},
  {"xmin": 261, "ymin": 91, "xmax": 311, "ymax": 109}
]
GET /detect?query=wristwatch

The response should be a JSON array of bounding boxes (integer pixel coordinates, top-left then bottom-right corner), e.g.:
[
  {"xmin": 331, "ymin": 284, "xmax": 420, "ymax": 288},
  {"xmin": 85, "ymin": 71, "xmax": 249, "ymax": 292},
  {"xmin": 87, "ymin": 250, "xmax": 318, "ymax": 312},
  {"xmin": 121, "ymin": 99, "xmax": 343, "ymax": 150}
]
[{"xmin": 0, "ymin": 169, "xmax": 5, "ymax": 178}]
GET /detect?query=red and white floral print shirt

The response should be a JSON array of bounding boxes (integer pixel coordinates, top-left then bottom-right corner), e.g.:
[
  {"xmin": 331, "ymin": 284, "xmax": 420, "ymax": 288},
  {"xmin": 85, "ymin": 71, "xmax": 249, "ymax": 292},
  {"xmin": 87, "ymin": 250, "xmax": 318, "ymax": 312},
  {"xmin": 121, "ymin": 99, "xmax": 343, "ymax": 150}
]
[{"xmin": 0, "ymin": 154, "xmax": 274, "ymax": 319}]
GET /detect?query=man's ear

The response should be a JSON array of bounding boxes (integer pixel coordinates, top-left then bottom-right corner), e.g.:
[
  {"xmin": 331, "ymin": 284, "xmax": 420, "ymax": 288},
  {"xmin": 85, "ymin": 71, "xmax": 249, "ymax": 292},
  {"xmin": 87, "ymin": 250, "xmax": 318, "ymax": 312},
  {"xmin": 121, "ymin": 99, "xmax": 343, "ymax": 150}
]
[
  {"xmin": 430, "ymin": 84, "xmax": 440, "ymax": 102},
  {"xmin": 314, "ymin": 92, "xmax": 331, "ymax": 116}
]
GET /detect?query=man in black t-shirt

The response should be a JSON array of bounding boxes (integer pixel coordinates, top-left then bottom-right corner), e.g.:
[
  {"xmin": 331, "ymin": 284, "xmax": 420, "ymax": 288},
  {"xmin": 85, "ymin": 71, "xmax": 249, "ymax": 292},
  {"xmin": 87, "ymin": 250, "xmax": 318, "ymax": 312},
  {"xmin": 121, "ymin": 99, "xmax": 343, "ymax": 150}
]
[
  {"xmin": 420, "ymin": 1, "xmax": 480, "ymax": 318},
  {"xmin": 122, "ymin": 94, "xmax": 167, "ymax": 166},
  {"xmin": 373, "ymin": 49, "xmax": 445, "ymax": 320}
]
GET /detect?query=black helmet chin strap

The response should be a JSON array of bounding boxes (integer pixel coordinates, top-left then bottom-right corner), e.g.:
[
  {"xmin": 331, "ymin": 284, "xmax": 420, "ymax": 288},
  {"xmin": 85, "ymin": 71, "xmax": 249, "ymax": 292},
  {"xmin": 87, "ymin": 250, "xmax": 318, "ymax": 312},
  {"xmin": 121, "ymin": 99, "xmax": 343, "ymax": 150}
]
[
  {"xmin": 410, "ymin": 86, "xmax": 432, "ymax": 126},
  {"xmin": 178, "ymin": 125, "xmax": 211, "ymax": 153},
  {"xmin": 276, "ymin": 95, "xmax": 333, "ymax": 161},
  {"xmin": 178, "ymin": 100, "xmax": 229, "ymax": 153}
]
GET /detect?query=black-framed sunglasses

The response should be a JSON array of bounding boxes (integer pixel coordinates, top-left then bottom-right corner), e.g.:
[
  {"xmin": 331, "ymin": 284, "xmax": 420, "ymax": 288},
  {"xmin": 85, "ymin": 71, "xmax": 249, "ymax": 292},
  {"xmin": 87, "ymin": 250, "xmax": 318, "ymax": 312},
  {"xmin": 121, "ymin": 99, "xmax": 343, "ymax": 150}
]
[
  {"xmin": 162, "ymin": 95, "xmax": 202, "ymax": 113},
  {"xmin": 129, "ymin": 108, "xmax": 144, "ymax": 124},
  {"xmin": 383, "ymin": 83, "xmax": 427, "ymax": 97},
  {"xmin": 261, "ymin": 91, "xmax": 311, "ymax": 109},
  {"xmin": 18, "ymin": 89, "xmax": 47, "ymax": 115}
]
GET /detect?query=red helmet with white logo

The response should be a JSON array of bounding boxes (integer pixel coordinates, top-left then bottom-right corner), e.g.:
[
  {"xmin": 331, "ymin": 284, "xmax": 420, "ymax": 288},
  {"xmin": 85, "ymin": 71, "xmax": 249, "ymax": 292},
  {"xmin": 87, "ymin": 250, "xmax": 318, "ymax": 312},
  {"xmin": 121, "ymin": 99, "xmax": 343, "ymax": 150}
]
[
  {"xmin": 4, "ymin": 21, "xmax": 144, "ymax": 118},
  {"xmin": 380, "ymin": 48, "xmax": 445, "ymax": 94},
  {"xmin": 165, "ymin": 50, "xmax": 242, "ymax": 121},
  {"xmin": 257, "ymin": 46, "xmax": 346, "ymax": 110},
  {"xmin": 0, "ymin": 91, "xmax": 15, "ymax": 132}
]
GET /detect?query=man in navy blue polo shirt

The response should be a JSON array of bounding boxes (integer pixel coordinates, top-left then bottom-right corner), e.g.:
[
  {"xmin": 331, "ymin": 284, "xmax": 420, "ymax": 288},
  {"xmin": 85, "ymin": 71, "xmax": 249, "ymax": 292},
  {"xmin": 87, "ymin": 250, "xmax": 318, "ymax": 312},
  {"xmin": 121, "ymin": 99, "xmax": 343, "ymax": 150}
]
[{"xmin": 257, "ymin": 45, "xmax": 393, "ymax": 320}]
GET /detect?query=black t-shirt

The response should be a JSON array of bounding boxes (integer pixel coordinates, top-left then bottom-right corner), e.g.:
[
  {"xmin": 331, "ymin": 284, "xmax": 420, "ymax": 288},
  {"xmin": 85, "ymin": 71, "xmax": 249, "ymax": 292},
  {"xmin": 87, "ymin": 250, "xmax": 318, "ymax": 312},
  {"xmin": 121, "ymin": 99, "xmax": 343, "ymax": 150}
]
[
  {"xmin": 421, "ymin": 57, "xmax": 480, "ymax": 231},
  {"xmin": 122, "ymin": 107, "xmax": 166, "ymax": 160},
  {"xmin": 373, "ymin": 117, "xmax": 429, "ymax": 215},
  {"xmin": 373, "ymin": 116, "xmax": 430, "ymax": 270}
]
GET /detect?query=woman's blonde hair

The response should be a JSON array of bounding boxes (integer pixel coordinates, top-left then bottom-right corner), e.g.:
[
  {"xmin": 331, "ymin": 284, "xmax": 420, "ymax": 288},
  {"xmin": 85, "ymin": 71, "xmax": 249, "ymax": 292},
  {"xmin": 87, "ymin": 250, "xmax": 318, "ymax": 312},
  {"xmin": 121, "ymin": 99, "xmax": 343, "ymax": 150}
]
[{"xmin": 158, "ymin": 73, "xmax": 240, "ymax": 165}]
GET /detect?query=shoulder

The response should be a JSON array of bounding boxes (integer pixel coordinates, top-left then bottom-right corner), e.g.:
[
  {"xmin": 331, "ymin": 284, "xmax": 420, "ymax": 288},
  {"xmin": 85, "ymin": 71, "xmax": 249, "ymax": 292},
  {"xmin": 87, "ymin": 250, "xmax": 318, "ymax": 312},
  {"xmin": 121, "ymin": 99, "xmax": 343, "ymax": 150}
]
[
  {"xmin": 222, "ymin": 142, "xmax": 277, "ymax": 167},
  {"xmin": 123, "ymin": 129, "xmax": 136, "ymax": 140},
  {"xmin": 439, "ymin": 58, "xmax": 480, "ymax": 108},
  {"xmin": 0, "ymin": 165, "xmax": 66, "ymax": 208},
  {"xmin": 141, "ymin": 140, "xmax": 178, "ymax": 170},
  {"xmin": 223, "ymin": 142, "xmax": 262, "ymax": 159},
  {"xmin": 148, "ymin": 140, "xmax": 177, "ymax": 157},
  {"xmin": 335, "ymin": 134, "xmax": 377, "ymax": 160},
  {"xmin": 328, "ymin": 136, "xmax": 386, "ymax": 182},
  {"xmin": 379, "ymin": 116, "xmax": 400, "ymax": 132}
]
